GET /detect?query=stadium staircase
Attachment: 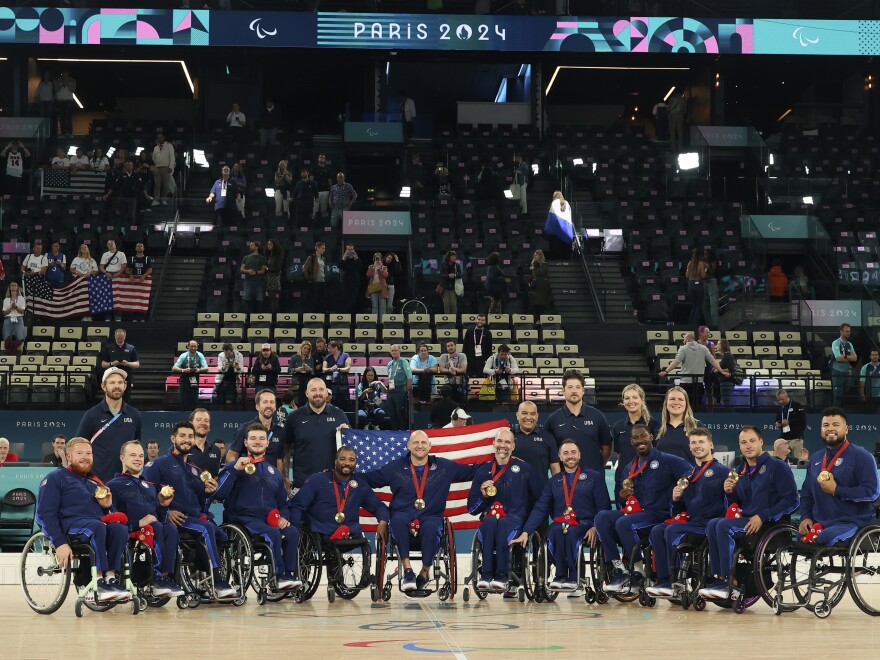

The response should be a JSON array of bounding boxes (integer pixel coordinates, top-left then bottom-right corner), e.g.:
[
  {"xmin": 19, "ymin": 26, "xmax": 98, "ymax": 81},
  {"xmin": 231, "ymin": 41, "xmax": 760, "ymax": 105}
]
[{"xmin": 150, "ymin": 256, "xmax": 208, "ymax": 323}]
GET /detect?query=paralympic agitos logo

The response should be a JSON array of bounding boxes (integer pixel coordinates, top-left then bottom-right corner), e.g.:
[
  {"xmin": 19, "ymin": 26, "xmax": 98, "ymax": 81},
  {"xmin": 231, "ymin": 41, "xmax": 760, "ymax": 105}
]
[{"xmin": 249, "ymin": 18, "xmax": 278, "ymax": 39}]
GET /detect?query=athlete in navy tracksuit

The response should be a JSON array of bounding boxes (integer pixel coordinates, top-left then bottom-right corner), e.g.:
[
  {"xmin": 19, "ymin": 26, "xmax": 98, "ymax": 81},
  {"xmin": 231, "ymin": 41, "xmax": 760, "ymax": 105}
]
[
  {"xmin": 35, "ymin": 438, "xmax": 130, "ymax": 601},
  {"xmin": 107, "ymin": 440, "xmax": 183, "ymax": 597},
  {"xmin": 701, "ymin": 426, "xmax": 799, "ymax": 599},
  {"xmin": 289, "ymin": 446, "xmax": 390, "ymax": 541},
  {"xmin": 142, "ymin": 421, "xmax": 236, "ymax": 598},
  {"xmin": 215, "ymin": 423, "xmax": 301, "ymax": 590},
  {"xmin": 467, "ymin": 429, "xmax": 542, "ymax": 591},
  {"xmin": 798, "ymin": 407, "xmax": 880, "ymax": 546},
  {"xmin": 514, "ymin": 439, "xmax": 612, "ymax": 590},
  {"xmin": 647, "ymin": 428, "xmax": 728, "ymax": 597},
  {"xmin": 363, "ymin": 430, "xmax": 477, "ymax": 592},
  {"xmin": 595, "ymin": 424, "xmax": 692, "ymax": 594}
]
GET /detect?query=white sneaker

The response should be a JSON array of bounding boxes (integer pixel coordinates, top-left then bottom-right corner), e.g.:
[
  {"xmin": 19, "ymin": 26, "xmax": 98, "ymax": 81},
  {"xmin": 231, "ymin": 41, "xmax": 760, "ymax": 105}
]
[
  {"xmin": 561, "ymin": 580, "xmax": 578, "ymax": 590},
  {"xmin": 490, "ymin": 579, "xmax": 507, "ymax": 591},
  {"xmin": 476, "ymin": 579, "xmax": 491, "ymax": 590},
  {"xmin": 646, "ymin": 583, "xmax": 674, "ymax": 597},
  {"xmin": 549, "ymin": 579, "xmax": 565, "ymax": 590}
]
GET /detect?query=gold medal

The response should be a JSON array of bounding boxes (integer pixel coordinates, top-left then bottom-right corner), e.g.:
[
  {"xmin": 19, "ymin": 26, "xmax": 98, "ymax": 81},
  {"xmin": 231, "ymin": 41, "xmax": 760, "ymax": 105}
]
[
  {"xmin": 564, "ymin": 506, "xmax": 573, "ymax": 514},
  {"xmin": 622, "ymin": 478, "xmax": 634, "ymax": 490},
  {"xmin": 200, "ymin": 470, "xmax": 211, "ymax": 482},
  {"xmin": 818, "ymin": 470, "xmax": 832, "ymax": 482},
  {"xmin": 414, "ymin": 498, "xmax": 426, "ymax": 510},
  {"xmin": 728, "ymin": 470, "xmax": 739, "ymax": 483},
  {"xmin": 245, "ymin": 463, "xmax": 256, "ymax": 475},
  {"xmin": 159, "ymin": 485, "xmax": 174, "ymax": 498},
  {"xmin": 677, "ymin": 478, "xmax": 690, "ymax": 489},
  {"xmin": 334, "ymin": 512, "xmax": 345, "ymax": 524},
  {"xmin": 486, "ymin": 485, "xmax": 497, "ymax": 497},
  {"xmin": 562, "ymin": 523, "xmax": 569, "ymax": 535},
  {"xmin": 94, "ymin": 486, "xmax": 110, "ymax": 499}
]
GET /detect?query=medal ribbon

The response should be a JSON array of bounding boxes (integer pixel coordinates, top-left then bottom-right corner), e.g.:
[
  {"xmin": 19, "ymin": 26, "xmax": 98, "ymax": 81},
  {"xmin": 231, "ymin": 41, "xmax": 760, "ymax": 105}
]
[
  {"xmin": 331, "ymin": 476, "xmax": 351, "ymax": 517},
  {"xmin": 689, "ymin": 457, "xmax": 715, "ymax": 484},
  {"xmin": 821, "ymin": 440, "xmax": 850, "ymax": 475},
  {"xmin": 490, "ymin": 460, "xmax": 512, "ymax": 484},
  {"xmin": 410, "ymin": 461, "xmax": 430, "ymax": 503},
  {"xmin": 68, "ymin": 466, "xmax": 106, "ymax": 489},
  {"xmin": 627, "ymin": 457, "xmax": 650, "ymax": 482},
  {"xmin": 561, "ymin": 468, "xmax": 581, "ymax": 510}
]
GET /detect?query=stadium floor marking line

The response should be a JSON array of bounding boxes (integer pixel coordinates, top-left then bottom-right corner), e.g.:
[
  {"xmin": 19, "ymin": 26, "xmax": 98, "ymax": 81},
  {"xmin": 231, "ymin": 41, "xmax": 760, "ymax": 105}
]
[{"xmin": 419, "ymin": 600, "xmax": 468, "ymax": 659}]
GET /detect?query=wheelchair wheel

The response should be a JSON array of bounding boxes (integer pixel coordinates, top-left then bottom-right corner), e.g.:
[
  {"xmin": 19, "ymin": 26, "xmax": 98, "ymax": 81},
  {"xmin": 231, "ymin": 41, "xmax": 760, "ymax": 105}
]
[
  {"xmin": 436, "ymin": 518, "xmax": 456, "ymax": 601},
  {"xmin": 847, "ymin": 526, "xmax": 880, "ymax": 616},
  {"xmin": 754, "ymin": 525, "xmax": 798, "ymax": 608},
  {"xmin": 372, "ymin": 535, "xmax": 388, "ymax": 603},
  {"xmin": 522, "ymin": 532, "xmax": 541, "ymax": 602},
  {"xmin": 331, "ymin": 543, "xmax": 371, "ymax": 599},
  {"xmin": 298, "ymin": 531, "xmax": 323, "ymax": 602},
  {"xmin": 220, "ymin": 524, "xmax": 253, "ymax": 602},
  {"xmin": 20, "ymin": 532, "xmax": 71, "ymax": 615},
  {"xmin": 469, "ymin": 534, "xmax": 488, "ymax": 600},
  {"xmin": 788, "ymin": 546, "xmax": 847, "ymax": 612}
]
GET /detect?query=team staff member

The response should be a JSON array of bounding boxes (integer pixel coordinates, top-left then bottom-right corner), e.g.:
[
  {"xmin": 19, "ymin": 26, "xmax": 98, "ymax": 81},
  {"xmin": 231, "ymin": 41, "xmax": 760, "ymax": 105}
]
[
  {"xmin": 36, "ymin": 437, "xmax": 131, "ymax": 601},
  {"xmin": 284, "ymin": 378, "xmax": 349, "ymax": 490},
  {"xmin": 363, "ymin": 430, "xmax": 477, "ymax": 592},
  {"xmin": 227, "ymin": 389, "xmax": 285, "ymax": 475},
  {"xmin": 107, "ymin": 441, "xmax": 184, "ymax": 597},
  {"xmin": 512, "ymin": 440, "xmax": 611, "ymax": 590},
  {"xmin": 544, "ymin": 370, "xmax": 612, "ymax": 473},
  {"xmin": 100, "ymin": 328, "xmax": 139, "ymax": 401},
  {"xmin": 188, "ymin": 408, "xmax": 222, "ymax": 477},
  {"xmin": 646, "ymin": 428, "xmax": 728, "ymax": 597},
  {"xmin": 76, "ymin": 367, "xmax": 143, "ymax": 482},
  {"xmin": 798, "ymin": 407, "xmax": 880, "ymax": 546},
  {"xmin": 143, "ymin": 421, "xmax": 236, "ymax": 598},
  {"xmin": 774, "ymin": 388, "xmax": 806, "ymax": 457},
  {"xmin": 654, "ymin": 386, "xmax": 700, "ymax": 465},
  {"xmin": 596, "ymin": 424, "xmax": 692, "ymax": 594},
  {"xmin": 512, "ymin": 400, "xmax": 559, "ymax": 485},
  {"xmin": 467, "ymin": 428, "xmax": 542, "ymax": 591},
  {"xmin": 290, "ymin": 446, "xmax": 390, "ymax": 542},
  {"xmin": 700, "ymin": 425, "xmax": 799, "ymax": 600},
  {"xmin": 215, "ymin": 424, "xmax": 301, "ymax": 590},
  {"xmin": 611, "ymin": 384, "xmax": 659, "ymax": 500},
  {"xmin": 386, "ymin": 344, "xmax": 413, "ymax": 431}
]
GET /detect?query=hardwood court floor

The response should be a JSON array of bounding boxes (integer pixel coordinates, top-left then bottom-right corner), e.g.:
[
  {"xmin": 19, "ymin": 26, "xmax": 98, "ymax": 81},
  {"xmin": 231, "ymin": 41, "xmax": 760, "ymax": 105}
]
[{"xmin": 5, "ymin": 585, "xmax": 880, "ymax": 659}]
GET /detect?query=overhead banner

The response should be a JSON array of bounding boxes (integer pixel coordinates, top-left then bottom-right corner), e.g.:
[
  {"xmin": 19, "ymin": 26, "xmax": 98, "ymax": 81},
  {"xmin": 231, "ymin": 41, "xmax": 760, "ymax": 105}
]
[{"xmin": 3, "ymin": 9, "xmax": 880, "ymax": 55}]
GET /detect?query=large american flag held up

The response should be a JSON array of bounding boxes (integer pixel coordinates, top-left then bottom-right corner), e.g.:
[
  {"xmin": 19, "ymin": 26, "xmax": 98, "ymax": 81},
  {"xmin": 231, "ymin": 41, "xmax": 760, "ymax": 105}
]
[
  {"xmin": 340, "ymin": 419, "xmax": 509, "ymax": 531},
  {"xmin": 26, "ymin": 274, "xmax": 152, "ymax": 319}
]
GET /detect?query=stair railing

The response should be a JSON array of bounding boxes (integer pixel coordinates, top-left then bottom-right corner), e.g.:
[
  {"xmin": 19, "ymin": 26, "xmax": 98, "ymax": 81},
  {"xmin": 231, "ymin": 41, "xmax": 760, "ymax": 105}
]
[{"xmin": 148, "ymin": 209, "xmax": 181, "ymax": 322}]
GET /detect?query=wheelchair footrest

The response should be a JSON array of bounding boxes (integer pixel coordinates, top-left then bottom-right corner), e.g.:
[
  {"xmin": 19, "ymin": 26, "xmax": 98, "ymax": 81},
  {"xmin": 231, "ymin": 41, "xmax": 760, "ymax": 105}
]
[{"xmin": 402, "ymin": 588, "xmax": 434, "ymax": 598}]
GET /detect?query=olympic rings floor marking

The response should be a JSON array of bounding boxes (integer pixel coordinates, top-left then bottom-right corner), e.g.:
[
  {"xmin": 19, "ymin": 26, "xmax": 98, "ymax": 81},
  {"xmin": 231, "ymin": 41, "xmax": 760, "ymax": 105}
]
[{"xmin": 418, "ymin": 600, "xmax": 468, "ymax": 659}]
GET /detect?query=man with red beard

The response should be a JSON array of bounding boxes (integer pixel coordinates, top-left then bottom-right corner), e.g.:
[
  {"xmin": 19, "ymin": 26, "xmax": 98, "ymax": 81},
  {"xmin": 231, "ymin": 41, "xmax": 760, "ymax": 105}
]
[{"xmin": 36, "ymin": 437, "xmax": 132, "ymax": 601}]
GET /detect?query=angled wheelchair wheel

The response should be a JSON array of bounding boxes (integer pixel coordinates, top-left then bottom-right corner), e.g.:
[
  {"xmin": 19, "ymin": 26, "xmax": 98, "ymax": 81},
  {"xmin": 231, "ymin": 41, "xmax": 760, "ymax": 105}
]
[
  {"xmin": 439, "ymin": 518, "xmax": 457, "ymax": 601},
  {"xmin": 298, "ymin": 531, "xmax": 323, "ymax": 602},
  {"xmin": 522, "ymin": 532, "xmax": 542, "ymax": 602},
  {"xmin": 332, "ymin": 543, "xmax": 371, "ymax": 600},
  {"xmin": 847, "ymin": 525, "xmax": 880, "ymax": 616},
  {"xmin": 220, "ymin": 524, "xmax": 254, "ymax": 599},
  {"xmin": 372, "ymin": 534, "xmax": 388, "ymax": 603},
  {"xmin": 469, "ymin": 534, "xmax": 488, "ymax": 600},
  {"xmin": 754, "ymin": 525, "xmax": 798, "ymax": 608},
  {"xmin": 20, "ymin": 532, "xmax": 71, "ymax": 615}
]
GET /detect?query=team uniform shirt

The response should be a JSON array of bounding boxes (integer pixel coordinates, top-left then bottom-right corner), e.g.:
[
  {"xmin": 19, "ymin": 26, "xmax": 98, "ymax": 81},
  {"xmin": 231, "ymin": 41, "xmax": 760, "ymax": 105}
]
[
  {"xmin": 799, "ymin": 442, "xmax": 880, "ymax": 529},
  {"xmin": 467, "ymin": 457, "xmax": 542, "ymax": 521},
  {"xmin": 775, "ymin": 399, "xmax": 806, "ymax": 439},
  {"xmin": 215, "ymin": 458, "xmax": 288, "ymax": 520},
  {"xmin": 188, "ymin": 440, "xmax": 223, "ymax": 477},
  {"xmin": 289, "ymin": 470, "xmax": 390, "ymax": 537},
  {"xmin": 100, "ymin": 341, "xmax": 139, "ymax": 379},
  {"xmin": 142, "ymin": 452, "xmax": 211, "ymax": 518},
  {"xmin": 363, "ymin": 455, "xmax": 477, "ymax": 518},
  {"xmin": 512, "ymin": 425, "xmax": 559, "ymax": 484},
  {"xmin": 544, "ymin": 404, "xmax": 612, "ymax": 473},
  {"xmin": 230, "ymin": 415, "xmax": 285, "ymax": 466},
  {"xmin": 611, "ymin": 416, "xmax": 661, "ymax": 489},
  {"xmin": 860, "ymin": 362, "xmax": 880, "ymax": 398},
  {"xmin": 284, "ymin": 403, "xmax": 348, "ymax": 488},
  {"xmin": 655, "ymin": 421, "xmax": 700, "ymax": 465},
  {"xmin": 671, "ymin": 458, "xmax": 729, "ymax": 523},
  {"xmin": 522, "ymin": 468, "xmax": 612, "ymax": 533},
  {"xmin": 36, "ymin": 467, "xmax": 109, "ymax": 547},
  {"xmin": 831, "ymin": 338, "xmax": 856, "ymax": 375},
  {"xmin": 129, "ymin": 255, "xmax": 152, "ymax": 277},
  {"xmin": 728, "ymin": 452, "xmax": 799, "ymax": 521},
  {"xmin": 624, "ymin": 448, "xmax": 693, "ymax": 514},
  {"xmin": 75, "ymin": 400, "xmax": 143, "ymax": 482},
  {"xmin": 106, "ymin": 472, "xmax": 168, "ymax": 530}
]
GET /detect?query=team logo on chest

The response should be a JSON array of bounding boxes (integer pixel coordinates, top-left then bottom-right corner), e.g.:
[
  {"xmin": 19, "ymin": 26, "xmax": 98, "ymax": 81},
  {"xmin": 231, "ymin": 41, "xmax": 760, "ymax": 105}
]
[
  {"xmin": 835, "ymin": 458, "xmax": 844, "ymax": 467},
  {"xmin": 650, "ymin": 460, "xmax": 659, "ymax": 470},
  {"xmin": 142, "ymin": 481, "xmax": 150, "ymax": 489},
  {"xmin": 268, "ymin": 466, "xmax": 275, "ymax": 474},
  {"xmin": 350, "ymin": 480, "xmax": 359, "ymax": 488},
  {"xmin": 759, "ymin": 465, "xmax": 767, "ymax": 474},
  {"xmin": 430, "ymin": 463, "xmax": 437, "ymax": 471},
  {"xmin": 578, "ymin": 473, "xmax": 587, "ymax": 481},
  {"xmin": 705, "ymin": 469, "xmax": 714, "ymax": 477}
]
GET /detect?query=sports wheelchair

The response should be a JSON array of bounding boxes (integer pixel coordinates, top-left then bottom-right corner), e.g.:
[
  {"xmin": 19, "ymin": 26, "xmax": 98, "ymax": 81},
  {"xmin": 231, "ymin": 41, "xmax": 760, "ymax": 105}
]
[
  {"xmin": 378, "ymin": 517, "xmax": 457, "ymax": 601},
  {"xmin": 174, "ymin": 523, "xmax": 251, "ymax": 608},
  {"xmin": 296, "ymin": 522, "xmax": 380, "ymax": 603},
  {"xmin": 461, "ymin": 530, "xmax": 540, "ymax": 603},
  {"xmin": 20, "ymin": 530, "xmax": 139, "ymax": 617},
  {"xmin": 591, "ymin": 526, "xmax": 651, "ymax": 606}
]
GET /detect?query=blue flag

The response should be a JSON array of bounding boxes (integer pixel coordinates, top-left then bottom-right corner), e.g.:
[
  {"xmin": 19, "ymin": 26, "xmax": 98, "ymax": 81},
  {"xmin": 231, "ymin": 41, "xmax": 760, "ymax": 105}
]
[
  {"xmin": 544, "ymin": 208, "xmax": 575, "ymax": 243},
  {"xmin": 88, "ymin": 274, "xmax": 115, "ymax": 316}
]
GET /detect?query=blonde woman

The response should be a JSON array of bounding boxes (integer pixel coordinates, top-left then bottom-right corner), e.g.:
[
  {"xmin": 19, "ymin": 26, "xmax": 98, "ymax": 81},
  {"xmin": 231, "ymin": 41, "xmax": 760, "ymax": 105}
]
[
  {"xmin": 288, "ymin": 340, "xmax": 314, "ymax": 406},
  {"xmin": 528, "ymin": 249, "xmax": 552, "ymax": 316},
  {"xmin": 610, "ymin": 383, "xmax": 659, "ymax": 497},
  {"xmin": 3, "ymin": 282, "xmax": 26, "ymax": 352},
  {"xmin": 655, "ymin": 386, "xmax": 700, "ymax": 464},
  {"xmin": 274, "ymin": 159, "xmax": 292, "ymax": 216},
  {"xmin": 70, "ymin": 244, "xmax": 98, "ymax": 279}
]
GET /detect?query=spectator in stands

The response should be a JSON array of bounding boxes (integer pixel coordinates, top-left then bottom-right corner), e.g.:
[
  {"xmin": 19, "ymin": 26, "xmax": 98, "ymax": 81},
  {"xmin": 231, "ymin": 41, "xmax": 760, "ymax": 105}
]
[
  {"xmin": 215, "ymin": 343, "xmax": 244, "ymax": 410},
  {"xmin": 438, "ymin": 339, "xmax": 468, "ymax": 404},
  {"xmin": 226, "ymin": 102, "xmax": 246, "ymax": 159},
  {"xmin": 438, "ymin": 250, "xmax": 462, "ymax": 316},
  {"xmin": 273, "ymin": 160, "xmax": 292, "ymax": 218},
  {"xmin": 146, "ymin": 440, "xmax": 160, "ymax": 463},
  {"xmin": 357, "ymin": 367, "xmax": 387, "ymax": 430},
  {"xmin": 475, "ymin": 160, "xmax": 501, "ymax": 202},
  {"xmin": 528, "ymin": 249, "xmax": 551, "ymax": 316},
  {"xmin": 240, "ymin": 240, "xmax": 268, "ymax": 315},
  {"xmin": 259, "ymin": 97, "xmax": 282, "ymax": 152},
  {"xmin": 105, "ymin": 159, "xmax": 153, "ymax": 224},
  {"xmin": 90, "ymin": 148, "xmax": 109, "ymax": 173},
  {"xmin": 69, "ymin": 148, "xmax": 90, "ymax": 171},
  {"xmin": 667, "ymin": 90, "xmax": 686, "ymax": 151},
  {"xmin": 411, "ymin": 342, "xmax": 439, "ymax": 405},
  {"xmin": 658, "ymin": 331, "xmax": 727, "ymax": 410},
  {"xmin": 443, "ymin": 408, "xmax": 473, "ymax": 429},
  {"xmin": 773, "ymin": 438, "xmax": 794, "ymax": 464},
  {"xmin": 50, "ymin": 148, "xmax": 68, "ymax": 169},
  {"xmin": 717, "ymin": 339, "xmax": 738, "ymax": 411},
  {"xmin": 43, "ymin": 434, "xmax": 68, "ymax": 467},
  {"xmin": 231, "ymin": 162, "xmax": 247, "ymax": 217},
  {"xmin": 21, "ymin": 242, "xmax": 48, "ymax": 286},
  {"xmin": 303, "ymin": 242, "xmax": 328, "ymax": 313},
  {"xmin": 514, "ymin": 152, "xmax": 529, "ymax": 214},
  {"xmin": 2, "ymin": 282, "xmax": 26, "ymax": 355},
  {"xmin": 100, "ymin": 239, "xmax": 127, "ymax": 284},
  {"xmin": 292, "ymin": 167, "xmax": 318, "ymax": 227},
  {"xmin": 482, "ymin": 344, "xmax": 520, "ymax": 403},
  {"xmin": 860, "ymin": 348, "xmax": 880, "ymax": 409},
  {"xmin": 2, "ymin": 140, "xmax": 30, "ymax": 200},
  {"xmin": 386, "ymin": 344, "xmax": 413, "ymax": 431},
  {"xmin": 697, "ymin": 326, "xmax": 717, "ymax": 410},
  {"xmin": 206, "ymin": 165, "xmax": 240, "ymax": 224},
  {"xmin": 264, "ymin": 239, "xmax": 284, "ymax": 314},
  {"xmin": 0, "ymin": 261, "xmax": 4, "ymax": 286},
  {"xmin": 653, "ymin": 386, "xmax": 700, "ymax": 464},
  {"xmin": 384, "ymin": 252, "xmax": 402, "ymax": 311},
  {"xmin": 339, "ymin": 244, "xmax": 364, "ymax": 315},
  {"xmin": 791, "ymin": 265, "xmax": 815, "ymax": 299},
  {"xmin": 429, "ymin": 384, "xmax": 459, "ymax": 428},
  {"xmin": 137, "ymin": 161, "xmax": 155, "ymax": 214},
  {"xmin": 433, "ymin": 162, "xmax": 454, "ymax": 201},
  {"xmin": 151, "ymin": 133, "xmax": 175, "ymax": 204},
  {"xmin": 366, "ymin": 251, "xmax": 389, "ymax": 321},
  {"xmin": 330, "ymin": 172, "xmax": 357, "ymax": 228},
  {"xmin": 702, "ymin": 248, "xmax": 720, "ymax": 326},
  {"xmin": 100, "ymin": 328, "xmax": 140, "ymax": 400},
  {"xmin": 408, "ymin": 153, "xmax": 426, "ymax": 200},
  {"xmin": 831, "ymin": 322, "xmax": 858, "ymax": 406},
  {"xmin": 172, "ymin": 339, "xmax": 209, "ymax": 411},
  {"xmin": 767, "ymin": 259, "xmax": 789, "ymax": 302},
  {"xmin": 685, "ymin": 248, "xmax": 707, "ymax": 327},
  {"xmin": 53, "ymin": 71, "xmax": 76, "ymax": 137},
  {"xmin": 313, "ymin": 337, "xmax": 328, "ymax": 379},
  {"xmin": 35, "ymin": 71, "xmax": 55, "ymax": 131},
  {"xmin": 215, "ymin": 440, "xmax": 228, "ymax": 464},
  {"xmin": 127, "ymin": 242, "xmax": 153, "ymax": 283},
  {"xmin": 610, "ymin": 383, "xmax": 659, "ymax": 498},
  {"xmin": 311, "ymin": 154, "xmax": 333, "ymax": 221},
  {"xmin": 463, "ymin": 313, "xmax": 492, "ymax": 377},
  {"xmin": 45, "ymin": 241, "xmax": 66, "ymax": 288},
  {"xmin": 136, "ymin": 149, "xmax": 152, "ymax": 171},
  {"xmin": 324, "ymin": 340, "xmax": 353, "ymax": 411},
  {"xmin": 0, "ymin": 437, "xmax": 19, "ymax": 464},
  {"xmin": 399, "ymin": 91, "xmax": 416, "ymax": 142},
  {"xmin": 71, "ymin": 244, "xmax": 98, "ymax": 280},
  {"xmin": 251, "ymin": 343, "xmax": 281, "ymax": 391},
  {"xmin": 289, "ymin": 340, "xmax": 316, "ymax": 407},
  {"xmin": 774, "ymin": 388, "xmax": 806, "ymax": 457},
  {"xmin": 485, "ymin": 252, "xmax": 511, "ymax": 314},
  {"xmin": 277, "ymin": 391, "xmax": 296, "ymax": 428}
]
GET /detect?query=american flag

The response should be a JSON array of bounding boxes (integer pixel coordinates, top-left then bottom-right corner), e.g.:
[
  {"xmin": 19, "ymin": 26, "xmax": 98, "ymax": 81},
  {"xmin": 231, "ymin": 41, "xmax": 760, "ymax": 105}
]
[
  {"xmin": 341, "ymin": 419, "xmax": 508, "ymax": 531},
  {"xmin": 26, "ymin": 274, "xmax": 152, "ymax": 319}
]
